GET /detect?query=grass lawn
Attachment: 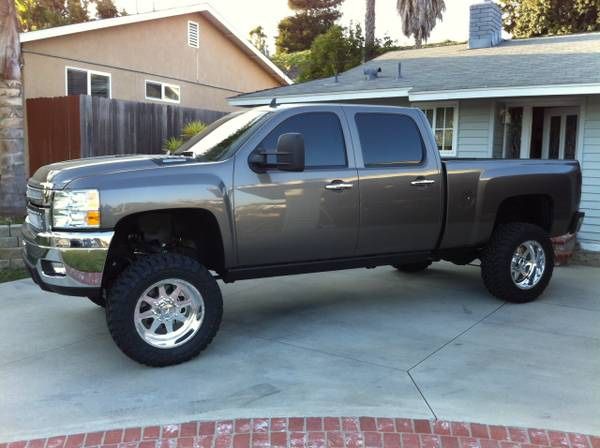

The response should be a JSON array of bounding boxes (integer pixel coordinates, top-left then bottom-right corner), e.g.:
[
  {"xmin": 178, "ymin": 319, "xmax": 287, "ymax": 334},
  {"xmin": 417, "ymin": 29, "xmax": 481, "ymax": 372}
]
[
  {"xmin": 0, "ymin": 268, "xmax": 29, "ymax": 283},
  {"xmin": 0, "ymin": 216, "xmax": 25, "ymax": 225}
]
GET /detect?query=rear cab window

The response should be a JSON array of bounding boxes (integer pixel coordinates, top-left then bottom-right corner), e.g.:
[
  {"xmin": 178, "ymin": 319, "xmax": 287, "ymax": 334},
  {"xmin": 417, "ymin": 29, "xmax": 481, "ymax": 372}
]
[
  {"xmin": 355, "ymin": 113, "xmax": 425, "ymax": 166},
  {"xmin": 258, "ymin": 112, "xmax": 347, "ymax": 168}
]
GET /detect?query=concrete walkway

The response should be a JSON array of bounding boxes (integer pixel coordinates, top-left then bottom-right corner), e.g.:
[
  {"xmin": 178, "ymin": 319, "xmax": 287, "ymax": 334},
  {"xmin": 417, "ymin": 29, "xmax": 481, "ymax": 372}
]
[{"xmin": 0, "ymin": 262, "xmax": 599, "ymax": 442}]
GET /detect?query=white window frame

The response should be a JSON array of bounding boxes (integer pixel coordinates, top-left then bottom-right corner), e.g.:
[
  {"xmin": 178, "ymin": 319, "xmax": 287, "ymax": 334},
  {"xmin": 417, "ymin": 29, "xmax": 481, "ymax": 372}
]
[
  {"xmin": 187, "ymin": 20, "xmax": 200, "ymax": 48},
  {"xmin": 144, "ymin": 80, "xmax": 181, "ymax": 104},
  {"xmin": 64, "ymin": 66, "xmax": 112, "ymax": 98},
  {"xmin": 414, "ymin": 101, "xmax": 459, "ymax": 157}
]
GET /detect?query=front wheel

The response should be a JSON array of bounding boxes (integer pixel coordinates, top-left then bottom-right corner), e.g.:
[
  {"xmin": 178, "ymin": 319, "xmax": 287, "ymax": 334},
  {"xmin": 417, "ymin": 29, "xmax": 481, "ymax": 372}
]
[
  {"xmin": 481, "ymin": 223, "xmax": 554, "ymax": 303},
  {"xmin": 106, "ymin": 253, "xmax": 223, "ymax": 366}
]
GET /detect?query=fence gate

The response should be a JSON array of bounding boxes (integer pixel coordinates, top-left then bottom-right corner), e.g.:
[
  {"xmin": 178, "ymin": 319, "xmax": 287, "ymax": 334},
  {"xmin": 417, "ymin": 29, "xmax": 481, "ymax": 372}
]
[{"xmin": 26, "ymin": 96, "xmax": 81, "ymax": 173}]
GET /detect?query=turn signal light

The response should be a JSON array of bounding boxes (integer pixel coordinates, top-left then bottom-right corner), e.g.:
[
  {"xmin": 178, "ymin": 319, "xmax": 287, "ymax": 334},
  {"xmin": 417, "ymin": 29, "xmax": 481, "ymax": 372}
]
[{"xmin": 86, "ymin": 211, "xmax": 101, "ymax": 226}]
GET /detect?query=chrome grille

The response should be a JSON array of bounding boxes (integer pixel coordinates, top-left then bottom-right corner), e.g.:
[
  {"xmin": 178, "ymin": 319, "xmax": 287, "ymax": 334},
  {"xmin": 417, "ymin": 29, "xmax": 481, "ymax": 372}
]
[
  {"xmin": 26, "ymin": 204, "xmax": 47, "ymax": 231},
  {"xmin": 26, "ymin": 185, "xmax": 45, "ymax": 206}
]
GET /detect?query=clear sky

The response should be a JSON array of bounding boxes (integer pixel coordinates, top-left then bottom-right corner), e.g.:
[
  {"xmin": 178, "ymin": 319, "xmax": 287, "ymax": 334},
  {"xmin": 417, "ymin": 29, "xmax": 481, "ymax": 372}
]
[{"xmin": 117, "ymin": 0, "xmax": 483, "ymax": 51}]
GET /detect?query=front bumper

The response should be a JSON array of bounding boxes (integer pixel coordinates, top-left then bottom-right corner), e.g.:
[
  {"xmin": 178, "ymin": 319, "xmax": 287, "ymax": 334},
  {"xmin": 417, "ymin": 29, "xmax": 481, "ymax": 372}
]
[{"xmin": 22, "ymin": 218, "xmax": 114, "ymax": 297}]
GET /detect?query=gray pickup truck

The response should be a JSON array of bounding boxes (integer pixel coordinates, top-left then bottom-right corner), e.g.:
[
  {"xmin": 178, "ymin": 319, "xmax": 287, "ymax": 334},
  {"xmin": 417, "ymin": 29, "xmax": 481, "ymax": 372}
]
[{"xmin": 23, "ymin": 104, "xmax": 584, "ymax": 366}]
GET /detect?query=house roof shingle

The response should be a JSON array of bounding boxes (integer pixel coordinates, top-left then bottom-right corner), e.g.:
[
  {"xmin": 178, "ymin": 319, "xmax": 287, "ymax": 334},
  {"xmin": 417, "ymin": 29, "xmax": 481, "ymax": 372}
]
[{"xmin": 230, "ymin": 32, "xmax": 600, "ymax": 105}]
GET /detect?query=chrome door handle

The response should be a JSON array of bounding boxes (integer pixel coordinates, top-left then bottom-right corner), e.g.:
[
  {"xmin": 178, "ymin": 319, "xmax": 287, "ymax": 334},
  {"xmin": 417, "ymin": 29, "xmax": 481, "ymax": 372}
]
[
  {"xmin": 325, "ymin": 182, "xmax": 353, "ymax": 191},
  {"xmin": 410, "ymin": 179, "xmax": 436, "ymax": 186}
]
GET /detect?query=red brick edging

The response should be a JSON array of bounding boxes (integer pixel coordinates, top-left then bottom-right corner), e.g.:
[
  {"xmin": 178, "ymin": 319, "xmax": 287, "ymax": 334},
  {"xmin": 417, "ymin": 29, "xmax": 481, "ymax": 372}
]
[{"xmin": 2, "ymin": 418, "xmax": 599, "ymax": 448}]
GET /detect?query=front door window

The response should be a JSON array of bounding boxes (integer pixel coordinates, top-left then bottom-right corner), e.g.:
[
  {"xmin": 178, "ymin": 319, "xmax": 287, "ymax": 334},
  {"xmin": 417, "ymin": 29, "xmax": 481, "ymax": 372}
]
[
  {"xmin": 502, "ymin": 105, "xmax": 580, "ymax": 160},
  {"xmin": 565, "ymin": 114, "xmax": 579, "ymax": 160},
  {"xmin": 505, "ymin": 107, "xmax": 523, "ymax": 159},
  {"xmin": 543, "ymin": 107, "xmax": 579, "ymax": 160}
]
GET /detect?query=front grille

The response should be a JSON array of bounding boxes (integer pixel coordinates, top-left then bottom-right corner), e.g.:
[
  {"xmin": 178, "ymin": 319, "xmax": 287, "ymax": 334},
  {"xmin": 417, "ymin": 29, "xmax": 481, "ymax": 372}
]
[
  {"xmin": 26, "ymin": 184, "xmax": 52, "ymax": 230},
  {"xmin": 26, "ymin": 185, "xmax": 46, "ymax": 206},
  {"xmin": 27, "ymin": 204, "xmax": 48, "ymax": 231},
  {"xmin": 27, "ymin": 185, "xmax": 51, "ymax": 207}
]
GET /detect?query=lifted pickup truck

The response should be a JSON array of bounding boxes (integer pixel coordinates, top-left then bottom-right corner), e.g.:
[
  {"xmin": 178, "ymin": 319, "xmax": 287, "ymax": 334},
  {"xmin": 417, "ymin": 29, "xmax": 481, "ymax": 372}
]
[{"xmin": 23, "ymin": 104, "xmax": 584, "ymax": 366}]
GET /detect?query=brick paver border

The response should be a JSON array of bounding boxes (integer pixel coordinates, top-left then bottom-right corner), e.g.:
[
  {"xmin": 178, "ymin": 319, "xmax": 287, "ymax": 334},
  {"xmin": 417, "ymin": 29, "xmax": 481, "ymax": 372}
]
[{"xmin": 2, "ymin": 418, "xmax": 599, "ymax": 448}]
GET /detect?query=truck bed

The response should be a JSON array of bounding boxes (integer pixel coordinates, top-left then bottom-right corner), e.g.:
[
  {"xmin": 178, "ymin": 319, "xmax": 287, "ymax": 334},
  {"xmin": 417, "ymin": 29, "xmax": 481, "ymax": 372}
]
[{"xmin": 440, "ymin": 158, "xmax": 581, "ymax": 250}]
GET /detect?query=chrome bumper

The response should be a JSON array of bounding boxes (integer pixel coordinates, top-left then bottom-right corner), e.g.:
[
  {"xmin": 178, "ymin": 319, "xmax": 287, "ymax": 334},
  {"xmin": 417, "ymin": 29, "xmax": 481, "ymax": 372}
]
[{"xmin": 22, "ymin": 217, "xmax": 114, "ymax": 294}]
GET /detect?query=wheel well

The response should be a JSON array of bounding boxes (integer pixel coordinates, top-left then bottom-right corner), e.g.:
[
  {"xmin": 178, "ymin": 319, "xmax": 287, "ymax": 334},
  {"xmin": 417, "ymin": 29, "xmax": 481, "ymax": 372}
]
[
  {"xmin": 494, "ymin": 195, "xmax": 553, "ymax": 232},
  {"xmin": 102, "ymin": 209, "xmax": 225, "ymax": 291}
]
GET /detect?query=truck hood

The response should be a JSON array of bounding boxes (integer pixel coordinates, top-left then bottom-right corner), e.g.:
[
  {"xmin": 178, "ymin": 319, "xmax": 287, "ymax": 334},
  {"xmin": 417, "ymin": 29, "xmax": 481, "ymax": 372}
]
[{"xmin": 29, "ymin": 154, "xmax": 196, "ymax": 189}]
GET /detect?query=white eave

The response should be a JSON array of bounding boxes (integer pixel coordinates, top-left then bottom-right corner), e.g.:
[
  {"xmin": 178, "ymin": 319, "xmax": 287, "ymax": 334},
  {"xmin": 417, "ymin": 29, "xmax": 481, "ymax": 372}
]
[
  {"xmin": 230, "ymin": 82, "xmax": 600, "ymax": 106},
  {"xmin": 229, "ymin": 87, "xmax": 413, "ymax": 106},
  {"xmin": 409, "ymin": 83, "xmax": 600, "ymax": 101},
  {"xmin": 19, "ymin": 3, "xmax": 292, "ymax": 86}
]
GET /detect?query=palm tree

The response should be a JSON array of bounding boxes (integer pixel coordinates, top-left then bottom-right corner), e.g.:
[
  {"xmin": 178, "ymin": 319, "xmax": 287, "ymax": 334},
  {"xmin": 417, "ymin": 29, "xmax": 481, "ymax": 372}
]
[
  {"xmin": 0, "ymin": 0, "xmax": 25, "ymax": 214},
  {"xmin": 396, "ymin": 0, "xmax": 446, "ymax": 48},
  {"xmin": 0, "ymin": 0, "xmax": 21, "ymax": 80},
  {"xmin": 365, "ymin": 0, "xmax": 376, "ymax": 59}
]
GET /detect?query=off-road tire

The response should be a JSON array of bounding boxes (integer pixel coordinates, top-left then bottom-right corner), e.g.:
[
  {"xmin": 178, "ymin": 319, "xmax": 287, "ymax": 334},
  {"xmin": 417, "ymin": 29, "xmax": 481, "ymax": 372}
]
[
  {"xmin": 106, "ymin": 253, "xmax": 223, "ymax": 367},
  {"xmin": 393, "ymin": 261, "xmax": 432, "ymax": 273},
  {"xmin": 481, "ymin": 222, "xmax": 554, "ymax": 303},
  {"xmin": 87, "ymin": 294, "xmax": 106, "ymax": 308}
]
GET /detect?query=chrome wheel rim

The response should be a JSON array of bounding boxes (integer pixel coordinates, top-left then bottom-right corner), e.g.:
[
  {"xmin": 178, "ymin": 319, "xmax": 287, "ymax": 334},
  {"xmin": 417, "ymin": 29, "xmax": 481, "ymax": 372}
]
[
  {"xmin": 511, "ymin": 240, "xmax": 546, "ymax": 290},
  {"xmin": 134, "ymin": 279, "xmax": 205, "ymax": 349}
]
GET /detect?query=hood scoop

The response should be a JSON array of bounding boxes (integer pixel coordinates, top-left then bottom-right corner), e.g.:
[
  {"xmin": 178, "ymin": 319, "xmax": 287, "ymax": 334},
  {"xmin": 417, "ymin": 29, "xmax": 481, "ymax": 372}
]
[{"xmin": 153, "ymin": 155, "xmax": 193, "ymax": 165}]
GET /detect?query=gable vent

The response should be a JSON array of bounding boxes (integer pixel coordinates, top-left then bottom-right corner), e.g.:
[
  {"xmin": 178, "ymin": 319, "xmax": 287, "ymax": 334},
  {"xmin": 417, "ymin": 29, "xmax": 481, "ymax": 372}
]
[{"xmin": 188, "ymin": 21, "xmax": 199, "ymax": 48}]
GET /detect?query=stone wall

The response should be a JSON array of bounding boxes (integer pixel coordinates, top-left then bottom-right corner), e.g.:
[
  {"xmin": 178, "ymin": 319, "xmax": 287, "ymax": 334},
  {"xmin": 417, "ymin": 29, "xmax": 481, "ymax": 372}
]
[
  {"xmin": 0, "ymin": 79, "xmax": 26, "ymax": 215},
  {"xmin": 0, "ymin": 222, "xmax": 23, "ymax": 269}
]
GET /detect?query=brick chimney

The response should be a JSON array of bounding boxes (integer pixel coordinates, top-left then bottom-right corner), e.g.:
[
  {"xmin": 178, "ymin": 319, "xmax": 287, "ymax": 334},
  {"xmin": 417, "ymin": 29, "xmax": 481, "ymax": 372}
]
[{"xmin": 468, "ymin": 1, "xmax": 503, "ymax": 49}]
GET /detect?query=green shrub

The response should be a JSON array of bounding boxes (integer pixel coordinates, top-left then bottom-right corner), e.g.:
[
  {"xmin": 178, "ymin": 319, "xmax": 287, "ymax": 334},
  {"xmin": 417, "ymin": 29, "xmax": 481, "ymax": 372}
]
[
  {"xmin": 181, "ymin": 121, "xmax": 207, "ymax": 140},
  {"xmin": 163, "ymin": 137, "xmax": 184, "ymax": 153},
  {"xmin": 162, "ymin": 120, "xmax": 207, "ymax": 154}
]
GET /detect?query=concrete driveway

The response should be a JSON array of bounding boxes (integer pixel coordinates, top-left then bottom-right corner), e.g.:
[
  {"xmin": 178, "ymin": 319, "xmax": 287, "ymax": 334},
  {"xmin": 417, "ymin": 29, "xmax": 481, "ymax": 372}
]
[{"xmin": 1, "ymin": 262, "xmax": 599, "ymax": 442}]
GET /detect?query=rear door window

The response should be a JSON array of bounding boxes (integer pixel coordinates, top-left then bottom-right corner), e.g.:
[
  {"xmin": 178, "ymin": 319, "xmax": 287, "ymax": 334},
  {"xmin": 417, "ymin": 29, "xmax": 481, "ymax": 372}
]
[{"xmin": 355, "ymin": 113, "xmax": 424, "ymax": 166}]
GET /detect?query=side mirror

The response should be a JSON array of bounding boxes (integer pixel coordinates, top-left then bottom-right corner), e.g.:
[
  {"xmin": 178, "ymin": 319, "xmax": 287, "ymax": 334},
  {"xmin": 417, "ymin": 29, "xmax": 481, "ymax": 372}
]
[
  {"xmin": 249, "ymin": 132, "xmax": 305, "ymax": 173},
  {"xmin": 276, "ymin": 133, "xmax": 305, "ymax": 172}
]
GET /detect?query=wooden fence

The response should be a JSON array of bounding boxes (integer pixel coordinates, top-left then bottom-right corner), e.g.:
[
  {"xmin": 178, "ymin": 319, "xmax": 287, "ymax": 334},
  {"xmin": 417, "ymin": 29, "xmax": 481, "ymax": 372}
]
[{"xmin": 27, "ymin": 96, "xmax": 226, "ymax": 173}]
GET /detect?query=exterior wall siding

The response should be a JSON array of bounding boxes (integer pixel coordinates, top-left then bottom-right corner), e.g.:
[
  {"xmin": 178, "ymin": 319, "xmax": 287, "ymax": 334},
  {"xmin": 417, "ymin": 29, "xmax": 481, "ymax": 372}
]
[
  {"xmin": 22, "ymin": 53, "xmax": 239, "ymax": 112},
  {"xmin": 579, "ymin": 95, "xmax": 600, "ymax": 249},
  {"xmin": 456, "ymin": 99, "xmax": 493, "ymax": 158},
  {"xmin": 21, "ymin": 12, "xmax": 283, "ymax": 111}
]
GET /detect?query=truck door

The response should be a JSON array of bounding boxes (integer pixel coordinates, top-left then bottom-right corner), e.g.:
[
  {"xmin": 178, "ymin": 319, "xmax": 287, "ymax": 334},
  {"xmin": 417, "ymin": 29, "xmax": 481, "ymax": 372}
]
[
  {"xmin": 346, "ymin": 108, "xmax": 444, "ymax": 255},
  {"xmin": 233, "ymin": 107, "xmax": 359, "ymax": 266}
]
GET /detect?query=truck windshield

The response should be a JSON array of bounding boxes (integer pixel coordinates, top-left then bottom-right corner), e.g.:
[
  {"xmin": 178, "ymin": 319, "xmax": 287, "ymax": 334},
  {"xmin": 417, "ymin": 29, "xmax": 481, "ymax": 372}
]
[{"xmin": 175, "ymin": 109, "xmax": 271, "ymax": 161}]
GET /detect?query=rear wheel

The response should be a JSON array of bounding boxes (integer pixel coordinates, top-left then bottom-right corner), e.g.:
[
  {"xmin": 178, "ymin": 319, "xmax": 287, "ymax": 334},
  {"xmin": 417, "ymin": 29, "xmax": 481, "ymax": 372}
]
[
  {"xmin": 106, "ymin": 253, "xmax": 222, "ymax": 366},
  {"xmin": 481, "ymin": 223, "xmax": 553, "ymax": 303},
  {"xmin": 87, "ymin": 294, "xmax": 106, "ymax": 308},
  {"xmin": 393, "ymin": 261, "xmax": 432, "ymax": 273}
]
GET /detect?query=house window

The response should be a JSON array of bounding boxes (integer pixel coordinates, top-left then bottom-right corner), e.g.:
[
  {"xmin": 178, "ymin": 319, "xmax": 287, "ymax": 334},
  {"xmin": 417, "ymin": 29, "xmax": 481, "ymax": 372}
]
[
  {"xmin": 421, "ymin": 105, "xmax": 457, "ymax": 155},
  {"xmin": 188, "ymin": 21, "xmax": 199, "ymax": 48},
  {"xmin": 145, "ymin": 80, "xmax": 181, "ymax": 103},
  {"xmin": 66, "ymin": 67, "xmax": 111, "ymax": 98}
]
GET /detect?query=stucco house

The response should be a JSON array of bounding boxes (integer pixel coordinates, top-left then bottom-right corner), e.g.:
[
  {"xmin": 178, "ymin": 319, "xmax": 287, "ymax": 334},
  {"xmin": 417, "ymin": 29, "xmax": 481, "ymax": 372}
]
[
  {"xmin": 19, "ymin": 3, "xmax": 291, "ymax": 111},
  {"xmin": 229, "ymin": 1, "xmax": 600, "ymax": 253}
]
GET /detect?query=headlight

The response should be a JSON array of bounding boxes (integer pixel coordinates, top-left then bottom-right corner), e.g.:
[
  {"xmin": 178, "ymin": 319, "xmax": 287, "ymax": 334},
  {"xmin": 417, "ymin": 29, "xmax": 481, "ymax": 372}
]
[{"xmin": 52, "ymin": 189, "xmax": 101, "ymax": 229}]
